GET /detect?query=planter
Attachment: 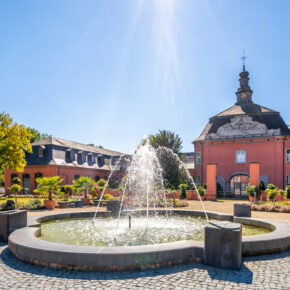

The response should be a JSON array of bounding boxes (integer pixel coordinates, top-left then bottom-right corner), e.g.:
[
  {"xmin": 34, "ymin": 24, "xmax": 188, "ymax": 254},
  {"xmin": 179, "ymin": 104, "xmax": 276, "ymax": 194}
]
[
  {"xmin": 58, "ymin": 201, "xmax": 71, "ymax": 209},
  {"xmin": 0, "ymin": 210, "xmax": 27, "ymax": 242},
  {"xmin": 199, "ymin": 195, "xmax": 206, "ymax": 201},
  {"xmin": 74, "ymin": 200, "xmax": 84, "ymax": 208},
  {"xmin": 44, "ymin": 200, "xmax": 56, "ymax": 209},
  {"xmin": 248, "ymin": 196, "xmax": 254, "ymax": 202},
  {"xmin": 82, "ymin": 198, "xmax": 91, "ymax": 206}
]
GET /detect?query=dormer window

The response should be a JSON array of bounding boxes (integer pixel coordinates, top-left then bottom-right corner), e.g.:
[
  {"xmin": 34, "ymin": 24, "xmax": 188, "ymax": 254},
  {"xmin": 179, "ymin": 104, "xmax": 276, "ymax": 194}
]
[
  {"xmin": 38, "ymin": 146, "xmax": 44, "ymax": 158},
  {"xmin": 88, "ymin": 153, "xmax": 95, "ymax": 164},
  {"xmin": 98, "ymin": 156, "xmax": 104, "ymax": 167},
  {"xmin": 70, "ymin": 150, "xmax": 75, "ymax": 161}
]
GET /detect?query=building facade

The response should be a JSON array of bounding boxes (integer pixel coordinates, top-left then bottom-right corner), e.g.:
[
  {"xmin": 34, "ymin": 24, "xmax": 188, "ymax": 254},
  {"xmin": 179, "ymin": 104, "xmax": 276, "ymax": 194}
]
[
  {"xmin": 194, "ymin": 67, "xmax": 290, "ymax": 197},
  {"xmin": 4, "ymin": 137, "xmax": 128, "ymax": 194}
]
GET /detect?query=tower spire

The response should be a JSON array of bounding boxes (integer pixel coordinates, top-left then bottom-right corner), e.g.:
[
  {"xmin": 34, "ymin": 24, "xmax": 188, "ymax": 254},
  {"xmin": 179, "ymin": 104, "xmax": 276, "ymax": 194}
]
[
  {"xmin": 236, "ymin": 51, "xmax": 253, "ymax": 104},
  {"xmin": 240, "ymin": 49, "xmax": 247, "ymax": 72}
]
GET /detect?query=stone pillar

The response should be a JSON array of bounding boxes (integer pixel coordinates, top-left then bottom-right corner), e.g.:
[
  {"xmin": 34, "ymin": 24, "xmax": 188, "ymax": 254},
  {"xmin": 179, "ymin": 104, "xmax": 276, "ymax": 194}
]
[
  {"xmin": 234, "ymin": 203, "xmax": 251, "ymax": 217},
  {"xmin": 206, "ymin": 164, "xmax": 217, "ymax": 200},
  {"xmin": 250, "ymin": 162, "xmax": 260, "ymax": 186},
  {"xmin": 204, "ymin": 221, "xmax": 242, "ymax": 270}
]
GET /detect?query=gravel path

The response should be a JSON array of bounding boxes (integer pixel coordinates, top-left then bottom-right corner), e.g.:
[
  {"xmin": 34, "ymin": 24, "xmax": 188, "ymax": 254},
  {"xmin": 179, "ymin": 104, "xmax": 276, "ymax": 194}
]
[{"xmin": 0, "ymin": 243, "xmax": 289, "ymax": 289}]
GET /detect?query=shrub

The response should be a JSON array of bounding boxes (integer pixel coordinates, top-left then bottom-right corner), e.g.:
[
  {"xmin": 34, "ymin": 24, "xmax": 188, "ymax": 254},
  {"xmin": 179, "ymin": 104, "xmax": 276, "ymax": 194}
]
[
  {"xmin": 175, "ymin": 199, "xmax": 188, "ymax": 207},
  {"xmin": 286, "ymin": 186, "xmax": 290, "ymax": 199},
  {"xmin": 259, "ymin": 181, "xmax": 266, "ymax": 191},
  {"xmin": 267, "ymin": 189, "xmax": 277, "ymax": 200},
  {"xmin": 197, "ymin": 185, "xmax": 206, "ymax": 197},
  {"xmin": 278, "ymin": 189, "xmax": 285, "ymax": 198},
  {"xmin": 97, "ymin": 179, "xmax": 106, "ymax": 187},
  {"xmin": 102, "ymin": 193, "xmax": 114, "ymax": 200},
  {"xmin": 246, "ymin": 185, "xmax": 259, "ymax": 197},
  {"xmin": 12, "ymin": 177, "xmax": 21, "ymax": 185},
  {"xmin": 178, "ymin": 184, "xmax": 188, "ymax": 199},
  {"xmin": 60, "ymin": 185, "xmax": 73, "ymax": 195},
  {"xmin": 267, "ymin": 183, "xmax": 277, "ymax": 190},
  {"xmin": 203, "ymin": 183, "xmax": 207, "ymax": 190}
]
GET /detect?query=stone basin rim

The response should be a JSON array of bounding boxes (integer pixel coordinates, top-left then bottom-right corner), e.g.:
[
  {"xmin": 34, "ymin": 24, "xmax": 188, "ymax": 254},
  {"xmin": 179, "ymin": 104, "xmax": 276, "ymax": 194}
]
[{"xmin": 8, "ymin": 209, "xmax": 290, "ymax": 271}]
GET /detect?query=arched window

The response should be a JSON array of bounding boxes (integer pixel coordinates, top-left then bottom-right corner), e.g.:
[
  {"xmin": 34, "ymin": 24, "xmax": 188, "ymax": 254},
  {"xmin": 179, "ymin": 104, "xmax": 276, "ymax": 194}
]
[
  {"xmin": 236, "ymin": 150, "xmax": 246, "ymax": 163},
  {"xmin": 61, "ymin": 173, "xmax": 69, "ymax": 184},
  {"xmin": 34, "ymin": 172, "xmax": 43, "ymax": 188},
  {"xmin": 286, "ymin": 149, "xmax": 290, "ymax": 163},
  {"xmin": 22, "ymin": 174, "xmax": 30, "ymax": 194}
]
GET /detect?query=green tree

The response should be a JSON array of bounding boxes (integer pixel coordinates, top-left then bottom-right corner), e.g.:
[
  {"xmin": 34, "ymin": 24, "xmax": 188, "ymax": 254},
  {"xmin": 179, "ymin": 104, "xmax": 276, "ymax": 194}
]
[
  {"xmin": 0, "ymin": 169, "xmax": 4, "ymax": 187},
  {"xmin": 148, "ymin": 130, "xmax": 183, "ymax": 155},
  {"xmin": 145, "ymin": 130, "xmax": 188, "ymax": 189},
  {"xmin": 27, "ymin": 127, "xmax": 51, "ymax": 143},
  {"xmin": 0, "ymin": 112, "xmax": 32, "ymax": 172},
  {"xmin": 34, "ymin": 176, "xmax": 63, "ymax": 200},
  {"xmin": 73, "ymin": 176, "xmax": 94, "ymax": 198}
]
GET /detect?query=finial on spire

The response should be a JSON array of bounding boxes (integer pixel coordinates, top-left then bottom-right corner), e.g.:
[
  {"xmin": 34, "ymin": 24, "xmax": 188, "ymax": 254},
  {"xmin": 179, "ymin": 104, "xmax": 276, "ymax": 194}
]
[{"xmin": 240, "ymin": 49, "xmax": 247, "ymax": 71}]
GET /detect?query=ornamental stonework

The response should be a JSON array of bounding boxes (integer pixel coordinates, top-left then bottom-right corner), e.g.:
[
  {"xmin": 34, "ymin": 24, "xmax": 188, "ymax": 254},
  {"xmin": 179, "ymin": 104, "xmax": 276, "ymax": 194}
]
[{"xmin": 206, "ymin": 115, "xmax": 280, "ymax": 140}]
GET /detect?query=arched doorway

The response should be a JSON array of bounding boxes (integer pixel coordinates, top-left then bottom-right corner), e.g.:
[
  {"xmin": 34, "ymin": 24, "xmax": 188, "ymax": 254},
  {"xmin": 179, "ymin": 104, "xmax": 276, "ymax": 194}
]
[
  {"xmin": 22, "ymin": 174, "xmax": 31, "ymax": 195},
  {"xmin": 226, "ymin": 172, "xmax": 249, "ymax": 198}
]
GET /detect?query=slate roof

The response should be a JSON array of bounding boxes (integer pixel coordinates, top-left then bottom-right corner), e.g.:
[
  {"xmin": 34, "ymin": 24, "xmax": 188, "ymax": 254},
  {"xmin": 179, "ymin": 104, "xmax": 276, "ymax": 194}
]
[
  {"xmin": 32, "ymin": 137, "xmax": 123, "ymax": 157},
  {"xmin": 195, "ymin": 102, "xmax": 290, "ymax": 141}
]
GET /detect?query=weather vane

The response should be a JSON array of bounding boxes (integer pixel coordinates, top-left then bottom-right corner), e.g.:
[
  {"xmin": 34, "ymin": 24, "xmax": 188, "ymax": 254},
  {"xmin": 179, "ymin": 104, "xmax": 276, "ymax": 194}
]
[{"xmin": 240, "ymin": 49, "xmax": 247, "ymax": 71}]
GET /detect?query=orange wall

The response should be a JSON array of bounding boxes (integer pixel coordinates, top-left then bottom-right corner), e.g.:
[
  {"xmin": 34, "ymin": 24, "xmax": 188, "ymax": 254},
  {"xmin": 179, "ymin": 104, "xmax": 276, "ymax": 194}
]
[
  {"xmin": 194, "ymin": 136, "xmax": 290, "ymax": 189},
  {"xmin": 4, "ymin": 165, "xmax": 117, "ymax": 194}
]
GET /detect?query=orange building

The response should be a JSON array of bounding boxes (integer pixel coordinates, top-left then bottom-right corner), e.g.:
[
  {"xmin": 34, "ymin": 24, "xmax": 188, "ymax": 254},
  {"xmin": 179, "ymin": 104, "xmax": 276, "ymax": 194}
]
[
  {"xmin": 4, "ymin": 137, "xmax": 128, "ymax": 194},
  {"xmin": 194, "ymin": 67, "xmax": 290, "ymax": 198}
]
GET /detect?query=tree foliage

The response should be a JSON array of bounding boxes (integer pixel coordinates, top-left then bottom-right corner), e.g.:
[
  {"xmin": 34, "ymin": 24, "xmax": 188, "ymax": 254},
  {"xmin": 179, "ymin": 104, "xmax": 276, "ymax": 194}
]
[
  {"xmin": 73, "ymin": 176, "xmax": 94, "ymax": 198},
  {"xmin": 27, "ymin": 127, "xmax": 51, "ymax": 143},
  {"xmin": 34, "ymin": 176, "xmax": 63, "ymax": 200},
  {"xmin": 0, "ymin": 112, "xmax": 32, "ymax": 172},
  {"xmin": 148, "ymin": 130, "xmax": 183, "ymax": 155},
  {"xmin": 145, "ymin": 130, "xmax": 188, "ymax": 189}
]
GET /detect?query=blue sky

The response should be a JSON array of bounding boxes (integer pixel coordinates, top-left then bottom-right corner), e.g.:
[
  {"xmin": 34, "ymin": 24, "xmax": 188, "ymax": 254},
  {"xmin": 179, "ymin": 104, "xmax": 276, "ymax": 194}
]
[{"xmin": 0, "ymin": 0, "xmax": 289, "ymax": 153}]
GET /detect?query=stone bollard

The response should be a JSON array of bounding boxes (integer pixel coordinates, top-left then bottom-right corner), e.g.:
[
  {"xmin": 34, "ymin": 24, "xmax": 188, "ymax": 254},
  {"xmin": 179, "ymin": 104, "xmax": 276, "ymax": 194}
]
[
  {"xmin": 0, "ymin": 210, "xmax": 27, "ymax": 242},
  {"xmin": 234, "ymin": 203, "xmax": 251, "ymax": 217},
  {"xmin": 204, "ymin": 221, "xmax": 242, "ymax": 270}
]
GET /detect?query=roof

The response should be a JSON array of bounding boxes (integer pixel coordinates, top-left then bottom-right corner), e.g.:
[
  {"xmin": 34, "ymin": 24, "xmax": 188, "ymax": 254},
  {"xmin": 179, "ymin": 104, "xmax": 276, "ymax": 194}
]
[
  {"xmin": 215, "ymin": 103, "xmax": 277, "ymax": 117},
  {"xmin": 32, "ymin": 137, "xmax": 123, "ymax": 157},
  {"xmin": 195, "ymin": 102, "xmax": 290, "ymax": 141}
]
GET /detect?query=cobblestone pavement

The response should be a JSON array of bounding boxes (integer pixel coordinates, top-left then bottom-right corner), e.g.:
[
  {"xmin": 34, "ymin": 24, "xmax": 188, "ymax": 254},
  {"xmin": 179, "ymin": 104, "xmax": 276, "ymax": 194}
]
[{"xmin": 0, "ymin": 243, "xmax": 289, "ymax": 289}]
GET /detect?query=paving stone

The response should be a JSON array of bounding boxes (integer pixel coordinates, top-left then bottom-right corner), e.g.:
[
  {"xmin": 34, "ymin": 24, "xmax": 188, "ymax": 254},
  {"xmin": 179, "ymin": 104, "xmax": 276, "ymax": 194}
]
[{"xmin": 0, "ymin": 243, "xmax": 288, "ymax": 289}]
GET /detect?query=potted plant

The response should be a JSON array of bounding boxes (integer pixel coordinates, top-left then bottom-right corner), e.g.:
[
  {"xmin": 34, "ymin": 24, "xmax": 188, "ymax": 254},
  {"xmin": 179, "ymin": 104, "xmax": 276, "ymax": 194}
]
[
  {"xmin": 58, "ymin": 185, "xmax": 73, "ymax": 208},
  {"xmin": 34, "ymin": 176, "xmax": 62, "ymax": 209},
  {"xmin": 9, "ymin": 184, "xmax": 22, "ymax": 209},
  {"xmin": 277, "ymin": 189, "xmax": 285, "ymax": 201},
  {"xmin": 265, "ymin": 184, "xmax": 277, "ymax": 202},
  {"xmin": 73, "ymin": 176, "xmax": 94, "ymax": 205},
  {"xmin": 246, "ymin": 185, "xmax": 255, "ymax": 202},
  {"xmin": 178, "ymin": 184, "xmax": 188, "ymax": 200},
  {"xmin": 197, "ymin": 185, "xmax": 206, "ymax": 200}
]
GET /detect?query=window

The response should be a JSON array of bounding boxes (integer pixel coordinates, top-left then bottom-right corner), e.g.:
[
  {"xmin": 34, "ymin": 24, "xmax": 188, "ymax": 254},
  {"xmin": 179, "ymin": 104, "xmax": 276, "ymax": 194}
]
[
  {"xmin": 34, "ymin": 172, "xmax": 43, "ymax": 188},
  {"xmin": 287, "ymin": 175, "xmax": 290, "ymax": 186},
  {"xmin": 196, "ymin": 153, "xmax": 201, "ymax": 165},
  {"xmin": 70, "ymin": 151, "xmax": 75, "ymax": 161},
  {"xmin": 74, "ymin": 174, "xmax": 80, "ymax": 180},
  {"xmin": 286, "ymin": 149, "xmax": 290, "ymax": 163},
  {"xmin": 195, "ymin": 176, "xmax": 201, "ymax": 186},
  {"xmin": 236, "ymin": 150, "xmax": 246, "ymax": 163},
  {"xmin": 95, "ymin": 175, "xmax": 100, "ymax": 182},
  {"xmin": 38, "ymin": 147, "xmax": 43, "ymax": 158}
]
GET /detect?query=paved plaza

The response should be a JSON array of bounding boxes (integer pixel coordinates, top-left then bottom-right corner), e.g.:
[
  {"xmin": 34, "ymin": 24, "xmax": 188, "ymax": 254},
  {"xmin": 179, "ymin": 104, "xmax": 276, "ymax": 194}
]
[{"xmin": 0, "ymin": 242, "xmax": 288, "ymax": 289}]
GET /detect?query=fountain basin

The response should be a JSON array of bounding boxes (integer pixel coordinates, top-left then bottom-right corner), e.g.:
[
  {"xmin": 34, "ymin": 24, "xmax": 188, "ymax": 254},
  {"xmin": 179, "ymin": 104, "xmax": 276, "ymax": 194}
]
[{"xmin": 8, "ymin": 210, "xmax": 290, "ymax": 271}]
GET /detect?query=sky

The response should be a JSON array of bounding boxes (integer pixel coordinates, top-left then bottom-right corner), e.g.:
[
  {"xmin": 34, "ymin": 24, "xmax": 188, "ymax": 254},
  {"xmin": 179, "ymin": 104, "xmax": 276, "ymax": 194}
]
[{"xmin": 0, "ymin": 0, "xmax": 289, "ymax": 153}]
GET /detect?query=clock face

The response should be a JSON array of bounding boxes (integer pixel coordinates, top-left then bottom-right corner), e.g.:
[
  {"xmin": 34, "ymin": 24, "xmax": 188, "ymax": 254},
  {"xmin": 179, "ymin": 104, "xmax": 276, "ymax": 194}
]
[{"xmin": 241, "ymin": 93, "xmax": 247, "ymax": 99}]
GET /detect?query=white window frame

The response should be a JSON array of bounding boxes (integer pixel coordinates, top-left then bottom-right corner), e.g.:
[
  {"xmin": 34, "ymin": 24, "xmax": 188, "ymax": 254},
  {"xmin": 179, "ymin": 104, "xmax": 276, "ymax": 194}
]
[
  {"xmin": 195, "ymin": 175, "xmax": 201, "ymax": 185},
  {"xmin": 286, "ymin": 149, "xmax": 290, "ymax": 163},
  {"xmin": 236, "ymin": 150, "xmax": 246, "ymax": 164},
  {"xmin": 38, "ymin": 147, "xmax": 43, "ymax": 158},
  {"xmin": 196, "ymin": 152, "xmax": 201, "ymax": 165},
  {"xmin": 287, "ymin": 174, "xmax": 290, "ymax": 186}
]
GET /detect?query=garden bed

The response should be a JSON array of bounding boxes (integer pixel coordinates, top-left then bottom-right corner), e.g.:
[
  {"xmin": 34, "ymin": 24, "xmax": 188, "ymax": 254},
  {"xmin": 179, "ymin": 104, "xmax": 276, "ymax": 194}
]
[{"xmin": 251, "ymin": 201, "xmax": 290, "ymax": 213}]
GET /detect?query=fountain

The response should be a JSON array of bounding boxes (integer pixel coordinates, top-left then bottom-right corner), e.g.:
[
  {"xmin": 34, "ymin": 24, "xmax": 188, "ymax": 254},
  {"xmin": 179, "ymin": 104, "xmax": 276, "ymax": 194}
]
[{"xmin": 8, "ymin": 141, "xmax": 290, "ymax": 271}]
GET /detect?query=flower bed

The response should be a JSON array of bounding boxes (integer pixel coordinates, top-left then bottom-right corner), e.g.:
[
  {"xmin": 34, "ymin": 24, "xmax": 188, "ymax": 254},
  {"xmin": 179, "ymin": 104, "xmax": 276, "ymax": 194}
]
[{"xmin": 251, "ymin": 201, "xmax": 290, "ymax": 213}]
